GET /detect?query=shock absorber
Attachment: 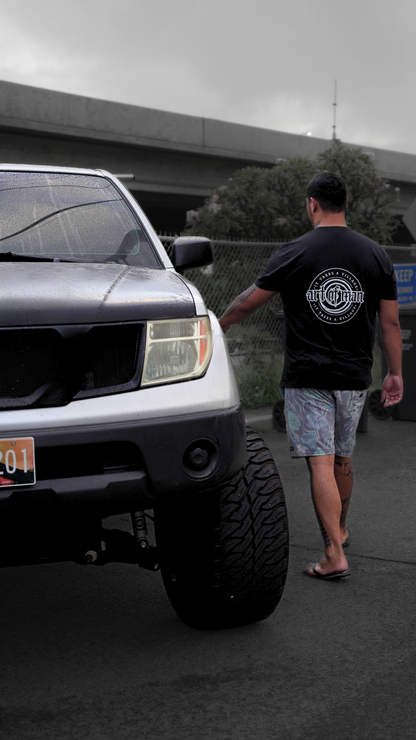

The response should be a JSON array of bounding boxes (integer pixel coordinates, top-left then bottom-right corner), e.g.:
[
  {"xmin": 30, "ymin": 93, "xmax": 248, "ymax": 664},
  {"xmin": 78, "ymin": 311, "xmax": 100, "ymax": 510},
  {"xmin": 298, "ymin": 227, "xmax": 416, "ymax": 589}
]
[
  {"xmin": 131, "ymin": 510, "xmax": 149, "ymax": 550},
  {"xmin": 131, "ymin": 511, "xmax": 159, "ymax": 570}
]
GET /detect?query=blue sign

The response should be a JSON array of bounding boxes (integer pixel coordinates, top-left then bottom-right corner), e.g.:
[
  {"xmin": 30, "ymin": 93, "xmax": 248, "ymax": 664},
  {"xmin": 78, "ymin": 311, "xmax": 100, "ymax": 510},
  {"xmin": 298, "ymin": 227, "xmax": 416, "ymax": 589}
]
[{"xmin": 394, "ymin": 264, "xmax": 416, "ymax": 305}]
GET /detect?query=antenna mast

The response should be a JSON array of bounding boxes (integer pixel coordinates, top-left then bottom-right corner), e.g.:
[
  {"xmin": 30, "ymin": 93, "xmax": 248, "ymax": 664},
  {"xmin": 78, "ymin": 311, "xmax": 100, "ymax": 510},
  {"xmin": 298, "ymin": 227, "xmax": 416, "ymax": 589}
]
[{"xmin": 332, "ymin": 79, "xmax": 337, "ymax": 141}]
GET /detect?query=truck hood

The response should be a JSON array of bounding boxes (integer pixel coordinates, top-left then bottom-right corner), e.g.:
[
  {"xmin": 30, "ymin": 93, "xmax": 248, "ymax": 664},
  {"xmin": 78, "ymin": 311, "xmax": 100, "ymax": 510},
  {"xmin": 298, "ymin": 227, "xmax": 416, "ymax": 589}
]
[{"xmin": 0, "ymin": 262, "xmax": 196, "ymax": 326}]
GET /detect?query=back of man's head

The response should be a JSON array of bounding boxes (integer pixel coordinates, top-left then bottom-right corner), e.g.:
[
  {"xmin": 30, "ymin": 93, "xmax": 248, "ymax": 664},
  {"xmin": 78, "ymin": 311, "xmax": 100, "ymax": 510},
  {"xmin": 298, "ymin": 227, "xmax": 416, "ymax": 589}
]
[{"xmin": 307, "ymin": 172, "xmax": 347, "ymax": 213}]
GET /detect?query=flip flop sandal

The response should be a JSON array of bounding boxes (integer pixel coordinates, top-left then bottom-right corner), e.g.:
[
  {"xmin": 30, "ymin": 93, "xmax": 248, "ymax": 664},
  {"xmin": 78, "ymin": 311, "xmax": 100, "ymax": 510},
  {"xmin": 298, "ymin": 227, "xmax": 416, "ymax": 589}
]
[{"xmin": 303, "ymin": 563, "xmax": 351, "ymax": 580}]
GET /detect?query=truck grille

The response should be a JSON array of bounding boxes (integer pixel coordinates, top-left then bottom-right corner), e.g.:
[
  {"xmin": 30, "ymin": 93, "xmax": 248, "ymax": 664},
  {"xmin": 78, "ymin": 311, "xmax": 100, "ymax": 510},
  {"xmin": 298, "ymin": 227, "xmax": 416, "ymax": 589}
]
[{"xmin": 0, "ymin": 324, "xmax": 143, "ymax": 409}]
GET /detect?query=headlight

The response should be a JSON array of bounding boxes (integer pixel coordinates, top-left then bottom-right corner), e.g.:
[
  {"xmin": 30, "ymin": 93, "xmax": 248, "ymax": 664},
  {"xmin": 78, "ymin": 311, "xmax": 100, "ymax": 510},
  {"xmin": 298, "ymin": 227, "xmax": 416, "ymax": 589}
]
[{"xmin": 141, "ymin": 316, "xmax": 213, "ymax": 387}]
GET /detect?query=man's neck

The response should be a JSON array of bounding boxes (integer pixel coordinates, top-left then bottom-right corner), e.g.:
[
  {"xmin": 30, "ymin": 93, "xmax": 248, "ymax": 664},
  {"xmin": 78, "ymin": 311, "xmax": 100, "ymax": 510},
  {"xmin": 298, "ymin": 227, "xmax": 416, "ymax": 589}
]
[{"xmin": 314, "ymin": 212, "xmax": 347, "ymax": 228}]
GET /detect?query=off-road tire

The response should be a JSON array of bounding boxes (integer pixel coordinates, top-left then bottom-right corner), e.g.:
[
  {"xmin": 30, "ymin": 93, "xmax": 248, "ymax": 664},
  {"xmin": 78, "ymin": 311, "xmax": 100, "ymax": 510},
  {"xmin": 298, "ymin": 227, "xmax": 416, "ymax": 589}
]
[{"xmin": 155, "ymin": 427, "xmax": 289, "ymax": 629}]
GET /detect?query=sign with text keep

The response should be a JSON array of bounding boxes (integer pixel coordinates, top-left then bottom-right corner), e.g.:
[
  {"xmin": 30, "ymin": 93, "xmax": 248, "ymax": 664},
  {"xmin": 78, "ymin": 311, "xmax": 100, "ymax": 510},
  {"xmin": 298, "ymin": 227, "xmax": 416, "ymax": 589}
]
[{"xmin": 394, "ymin": 264, "xmax": 416, "ymax": 305}]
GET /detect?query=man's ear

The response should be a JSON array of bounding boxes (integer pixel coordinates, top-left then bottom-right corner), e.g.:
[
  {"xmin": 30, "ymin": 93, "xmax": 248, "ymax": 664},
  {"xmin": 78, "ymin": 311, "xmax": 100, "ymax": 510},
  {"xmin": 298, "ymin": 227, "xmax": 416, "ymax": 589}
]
[{"xmin": 309, "ymin": 197, "xmax": 319, "ymax": 212}]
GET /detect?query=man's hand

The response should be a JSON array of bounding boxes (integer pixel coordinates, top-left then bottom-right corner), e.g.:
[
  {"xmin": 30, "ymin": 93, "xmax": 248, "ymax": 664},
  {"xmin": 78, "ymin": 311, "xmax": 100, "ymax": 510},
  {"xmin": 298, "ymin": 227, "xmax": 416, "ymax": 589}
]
[
  {"xmin": 381, "ymin": 372, "xmax": 403, "ymax": 407},
  {"xmin": 378, "ymin": 299, "xmax": 403, "ymax": 407}
]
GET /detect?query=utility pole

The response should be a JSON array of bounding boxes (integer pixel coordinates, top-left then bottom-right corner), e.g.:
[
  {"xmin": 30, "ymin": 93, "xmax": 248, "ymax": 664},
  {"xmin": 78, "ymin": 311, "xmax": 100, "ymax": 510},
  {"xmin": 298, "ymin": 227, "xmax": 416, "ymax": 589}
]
[{"xmin": 332, "ymin": 80, "xmax": 338, "ymax": 141}]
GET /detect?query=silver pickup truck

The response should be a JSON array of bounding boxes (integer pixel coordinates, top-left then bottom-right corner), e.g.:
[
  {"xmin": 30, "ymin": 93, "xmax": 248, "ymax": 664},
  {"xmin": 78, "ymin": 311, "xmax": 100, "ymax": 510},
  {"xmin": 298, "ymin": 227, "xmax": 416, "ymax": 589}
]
[{"xmin": 0, "ymin": 164, "xmax": 288, "ymax": 629}]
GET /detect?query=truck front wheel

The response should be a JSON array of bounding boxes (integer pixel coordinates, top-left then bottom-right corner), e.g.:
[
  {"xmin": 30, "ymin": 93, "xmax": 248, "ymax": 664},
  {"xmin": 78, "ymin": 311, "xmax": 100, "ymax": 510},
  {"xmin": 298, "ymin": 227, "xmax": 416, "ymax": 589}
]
[{"xmin": 155, "ymin": 428, "xmax": 289, "ymax": 629}]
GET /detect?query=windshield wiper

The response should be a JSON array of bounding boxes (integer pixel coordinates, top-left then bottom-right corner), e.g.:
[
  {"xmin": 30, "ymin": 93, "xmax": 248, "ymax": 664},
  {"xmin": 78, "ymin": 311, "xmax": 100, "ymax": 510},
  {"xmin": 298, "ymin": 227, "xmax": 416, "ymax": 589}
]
[
  {"xmin": 0, "ymin": 252, "xmax": 103, "ymax": 264},
  {"xmin": 0, "ymin": 252, "xmax": 56, "ymax": 262},
  {"xmin": 0, "ymin": 199, "xmax": 120, "ymax": 243}
]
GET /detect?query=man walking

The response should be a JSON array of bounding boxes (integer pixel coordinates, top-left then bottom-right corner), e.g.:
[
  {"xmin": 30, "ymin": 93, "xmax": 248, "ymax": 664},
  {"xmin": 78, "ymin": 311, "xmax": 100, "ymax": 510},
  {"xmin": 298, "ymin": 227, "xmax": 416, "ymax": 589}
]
[{"xmin": 219, "ymin": 172, "xmax": 403, "ymax": 580}]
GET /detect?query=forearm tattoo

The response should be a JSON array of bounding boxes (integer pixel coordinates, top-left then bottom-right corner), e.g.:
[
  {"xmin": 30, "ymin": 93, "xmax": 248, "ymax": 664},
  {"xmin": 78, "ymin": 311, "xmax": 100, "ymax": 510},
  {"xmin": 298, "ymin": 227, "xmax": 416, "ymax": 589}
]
[
  {"xmin": 221, "ymin": 284, "xmax": 257, "ymax": 320},
  {"xmin": 306, "ymin": 458, "xmax": 332, "ymax": 549}
]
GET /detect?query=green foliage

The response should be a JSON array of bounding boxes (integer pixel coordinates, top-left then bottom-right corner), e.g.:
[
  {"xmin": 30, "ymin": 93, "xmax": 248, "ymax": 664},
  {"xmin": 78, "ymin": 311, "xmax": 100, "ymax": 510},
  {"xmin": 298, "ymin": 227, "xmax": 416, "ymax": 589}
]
[
  {"xmin": 316, "ymin": 145, "xmax": 399, "ymax": 244},
  {"xmin": 185, "ymin": 144, "xmax": 400, "ymax": 244},
  {"xmin": 185, "ymin": 157, "xmax": 315, "ymax": 241},
  {"xmin": 234, "ymin": 357, "xmax": 283, "ymax": 408}
]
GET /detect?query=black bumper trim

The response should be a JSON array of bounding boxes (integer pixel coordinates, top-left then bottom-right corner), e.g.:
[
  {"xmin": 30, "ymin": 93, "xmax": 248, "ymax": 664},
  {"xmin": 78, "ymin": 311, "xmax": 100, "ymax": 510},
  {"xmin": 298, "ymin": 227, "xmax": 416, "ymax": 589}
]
[{"xmin": 0, "ymin": 404, "xmax": 246, "ymax": 516}]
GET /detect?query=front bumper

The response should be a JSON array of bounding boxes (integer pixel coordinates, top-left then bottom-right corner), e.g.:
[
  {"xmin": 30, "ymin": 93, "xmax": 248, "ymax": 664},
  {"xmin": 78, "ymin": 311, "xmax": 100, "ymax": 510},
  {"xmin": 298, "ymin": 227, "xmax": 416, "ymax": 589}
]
[{"xmin": 0, "ymin": 404, "xmax": 246, "ymax": 517}]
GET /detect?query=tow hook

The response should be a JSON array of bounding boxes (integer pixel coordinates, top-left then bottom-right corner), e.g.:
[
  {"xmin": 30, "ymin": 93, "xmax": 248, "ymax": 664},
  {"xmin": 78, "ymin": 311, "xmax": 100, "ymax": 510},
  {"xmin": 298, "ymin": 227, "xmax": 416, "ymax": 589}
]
[
  {"xmin": 84, "ymin": 549, "xmax": 98, "ymax": 564},
  {"xmin": 81, "ymin": 511, "xmax": 159, "ymax": 570}
]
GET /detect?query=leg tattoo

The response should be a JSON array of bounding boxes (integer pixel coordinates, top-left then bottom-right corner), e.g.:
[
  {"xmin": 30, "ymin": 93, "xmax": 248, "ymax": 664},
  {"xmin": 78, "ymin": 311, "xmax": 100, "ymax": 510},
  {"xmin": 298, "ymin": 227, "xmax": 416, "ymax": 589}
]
[
  {"xmin": 334, "ymin": 458, "xmax": 353, "ymax": 527},
  {"xmin": 340, "ymin": 494, "xmax": 351, "ymax": 529},
  {"xmin": 306, "ymin": 458, "xmax": 332, "ymax": 549}
]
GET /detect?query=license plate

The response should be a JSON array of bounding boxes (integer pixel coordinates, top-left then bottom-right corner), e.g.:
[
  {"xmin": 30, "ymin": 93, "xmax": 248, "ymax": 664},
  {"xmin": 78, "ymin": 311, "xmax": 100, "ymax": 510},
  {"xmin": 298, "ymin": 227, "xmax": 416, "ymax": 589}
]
[{"xmin": 0, "ymin": 437, "xmax": 36, "ymax": 486}]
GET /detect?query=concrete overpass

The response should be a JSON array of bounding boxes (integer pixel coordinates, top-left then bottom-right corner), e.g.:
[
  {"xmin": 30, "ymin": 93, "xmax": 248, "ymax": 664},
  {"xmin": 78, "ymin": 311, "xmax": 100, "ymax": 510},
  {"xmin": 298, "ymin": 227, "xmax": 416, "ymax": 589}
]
[{"xmin": 1, "ymin": 79, "xmax": 416, "ymax": 238}]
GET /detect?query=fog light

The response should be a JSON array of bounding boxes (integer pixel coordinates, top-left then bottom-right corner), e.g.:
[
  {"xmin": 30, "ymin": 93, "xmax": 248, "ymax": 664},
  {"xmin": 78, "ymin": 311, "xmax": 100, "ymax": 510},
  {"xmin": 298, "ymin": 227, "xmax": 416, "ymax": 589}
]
[
  {"xmin": 187, "ymin": 447, "xmax": 209, "ymax": 471},
  {"xmin": 183, "ymin": 439, "xmax": 219, "ymax": 479}
]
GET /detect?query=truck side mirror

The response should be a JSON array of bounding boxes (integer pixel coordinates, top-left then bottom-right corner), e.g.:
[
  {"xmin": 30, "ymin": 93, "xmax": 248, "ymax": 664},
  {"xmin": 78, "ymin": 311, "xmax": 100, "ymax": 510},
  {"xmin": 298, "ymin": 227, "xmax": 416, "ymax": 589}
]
[{"xmin": 171, "ymin": 237, "xmax": 214, "ymax": 274}]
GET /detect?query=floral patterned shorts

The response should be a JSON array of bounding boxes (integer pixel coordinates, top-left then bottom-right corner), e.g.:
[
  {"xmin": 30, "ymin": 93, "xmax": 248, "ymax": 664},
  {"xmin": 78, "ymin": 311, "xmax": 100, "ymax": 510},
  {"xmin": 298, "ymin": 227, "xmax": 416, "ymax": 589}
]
[{"xmin": 283, "ymin": 388, "xmax": 367, "ymax": 458}]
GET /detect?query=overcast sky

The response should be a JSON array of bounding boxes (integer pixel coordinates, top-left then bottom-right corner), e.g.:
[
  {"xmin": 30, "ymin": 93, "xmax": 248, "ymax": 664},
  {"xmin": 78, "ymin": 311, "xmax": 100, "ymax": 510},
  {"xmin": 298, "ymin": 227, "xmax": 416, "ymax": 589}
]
[{"xmin": 1, "ymin": 0, "xmax": 415, "ymax": 155}]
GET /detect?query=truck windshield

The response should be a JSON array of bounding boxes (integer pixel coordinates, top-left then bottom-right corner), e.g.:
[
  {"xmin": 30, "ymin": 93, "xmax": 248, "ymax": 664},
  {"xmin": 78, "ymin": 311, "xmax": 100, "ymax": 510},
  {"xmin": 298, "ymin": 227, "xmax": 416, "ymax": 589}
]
[{"xmin": 0, "ymin": 172, "xmax": 160, "ymax": 268}]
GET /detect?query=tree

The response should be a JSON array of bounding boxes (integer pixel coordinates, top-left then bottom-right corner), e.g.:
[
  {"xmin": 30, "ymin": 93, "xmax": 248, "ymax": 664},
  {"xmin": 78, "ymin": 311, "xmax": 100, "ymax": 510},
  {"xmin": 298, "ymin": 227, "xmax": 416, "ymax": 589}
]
[
  {"xmin": 185, "ymin": 144, "xmax": 400, "ymax": 244},
  {"xmin": 316, "ymin": 145, "xmax": 400, "ymax": 244}
]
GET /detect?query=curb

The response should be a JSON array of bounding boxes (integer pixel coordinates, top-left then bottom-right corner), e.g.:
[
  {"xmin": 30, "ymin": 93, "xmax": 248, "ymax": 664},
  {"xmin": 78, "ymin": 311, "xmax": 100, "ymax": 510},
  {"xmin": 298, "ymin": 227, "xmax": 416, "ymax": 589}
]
[{"xmin": 243, "ymin": 405, "xmax": 275, "ymax": 432}]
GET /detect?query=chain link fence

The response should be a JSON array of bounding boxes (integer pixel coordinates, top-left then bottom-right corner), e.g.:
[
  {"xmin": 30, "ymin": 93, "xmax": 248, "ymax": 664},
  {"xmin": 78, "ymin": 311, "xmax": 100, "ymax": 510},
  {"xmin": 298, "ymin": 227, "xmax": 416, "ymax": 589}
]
[
  {"xmin": 383, "ymin": 245, "xmax": 416, "ymax": 263},
  {"xmin": 159, "ymin": 235, "xmax": 416, "ymax": 406}
]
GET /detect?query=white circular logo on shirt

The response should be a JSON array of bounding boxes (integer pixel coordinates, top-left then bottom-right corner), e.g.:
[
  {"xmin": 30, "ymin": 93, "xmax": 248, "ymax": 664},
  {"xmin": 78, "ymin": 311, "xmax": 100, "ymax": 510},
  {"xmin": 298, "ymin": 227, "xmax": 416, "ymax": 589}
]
[{"xmin": 306, "ymin": 269, "xmax": 365, "ymax": 324}]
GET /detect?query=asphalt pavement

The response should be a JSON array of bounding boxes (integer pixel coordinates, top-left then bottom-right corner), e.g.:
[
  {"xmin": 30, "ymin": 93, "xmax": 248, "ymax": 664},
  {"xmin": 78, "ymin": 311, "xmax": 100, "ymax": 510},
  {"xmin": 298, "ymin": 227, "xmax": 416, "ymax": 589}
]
[{"xmin": 0, "ymin": 409, "xmax": 415, "ymax": 740}]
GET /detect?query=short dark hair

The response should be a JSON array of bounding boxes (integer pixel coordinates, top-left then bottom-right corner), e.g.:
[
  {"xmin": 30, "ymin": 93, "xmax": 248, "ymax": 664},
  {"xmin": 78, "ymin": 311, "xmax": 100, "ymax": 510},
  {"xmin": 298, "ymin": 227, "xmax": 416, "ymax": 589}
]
[{"xmin": 307, "ymin": 172, "xmax": 347, "ymax": 213}]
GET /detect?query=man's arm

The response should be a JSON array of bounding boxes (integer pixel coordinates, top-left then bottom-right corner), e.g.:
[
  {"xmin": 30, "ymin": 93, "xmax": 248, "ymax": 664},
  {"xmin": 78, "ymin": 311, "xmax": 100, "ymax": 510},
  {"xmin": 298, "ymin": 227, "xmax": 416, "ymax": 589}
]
[
  {"xmin": 378, "ymin": 298, "xmax": 403, "ymax": 407},
  {"xmin": 219, "ymin": 284, "xmax": 277, "ymax": 333}
]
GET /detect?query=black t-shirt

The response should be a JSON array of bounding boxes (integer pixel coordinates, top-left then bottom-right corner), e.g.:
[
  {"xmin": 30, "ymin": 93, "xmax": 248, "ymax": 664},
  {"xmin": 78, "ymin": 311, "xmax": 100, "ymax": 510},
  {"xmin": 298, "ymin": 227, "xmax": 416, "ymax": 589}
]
[{"xmin": 255, "ymin": 227, "xmax": 397, "ymax": 390}]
